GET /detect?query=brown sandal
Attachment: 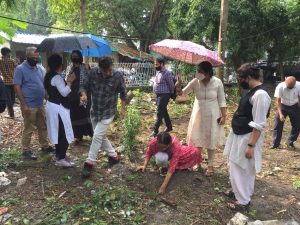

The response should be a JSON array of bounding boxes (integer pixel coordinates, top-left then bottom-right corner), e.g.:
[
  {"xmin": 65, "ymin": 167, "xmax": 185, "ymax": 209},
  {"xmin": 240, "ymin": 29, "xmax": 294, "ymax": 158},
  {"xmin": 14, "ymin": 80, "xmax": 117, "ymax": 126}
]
[
  {"xmin": 221, "ymin": 190, "xmax": 236, "ymax": 200},
  {"xmin": 227, "ymin": 201, "xmax": 250, "ymax": 211}
]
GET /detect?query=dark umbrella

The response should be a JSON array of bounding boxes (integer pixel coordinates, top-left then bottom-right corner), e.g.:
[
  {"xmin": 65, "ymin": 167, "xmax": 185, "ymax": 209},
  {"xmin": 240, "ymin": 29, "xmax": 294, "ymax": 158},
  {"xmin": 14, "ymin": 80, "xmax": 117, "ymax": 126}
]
[{"xmin": 37, "ymin": 35, "xmax": 98, "ymax": 53}]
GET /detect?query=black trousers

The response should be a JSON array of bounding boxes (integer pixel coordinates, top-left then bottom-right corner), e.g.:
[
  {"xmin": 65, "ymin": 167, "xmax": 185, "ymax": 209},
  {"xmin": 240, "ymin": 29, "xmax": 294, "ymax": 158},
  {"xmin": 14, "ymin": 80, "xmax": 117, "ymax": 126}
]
[
  {"xmin": 55, "ymin": 115, "xmax": 69, "ymax": 160},
  {"xmin": 273, "ymin": 104, "xmax": 300, "ymax": 146},
  {"xmin": 5, "ymin": 85, "xmax": 15, "ymax": 117},
  {"xmin": 153, "ymin": 93, "xmax": 172, "ymax": 134}
]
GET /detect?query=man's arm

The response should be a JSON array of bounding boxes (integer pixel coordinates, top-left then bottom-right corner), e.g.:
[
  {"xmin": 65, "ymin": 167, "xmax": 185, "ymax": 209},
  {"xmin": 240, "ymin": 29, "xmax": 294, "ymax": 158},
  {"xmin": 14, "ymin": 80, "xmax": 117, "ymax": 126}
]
[
  {"xmin": 13, "ymin": 68, "xmax": 29, "ymax": 112},
  {"xmin": 14, "ymin": 85, "xmax": 29, "ymax": 112},
  {"xmin": 275, "ymin": 97, "xmax": 285, "ymax": 121}
]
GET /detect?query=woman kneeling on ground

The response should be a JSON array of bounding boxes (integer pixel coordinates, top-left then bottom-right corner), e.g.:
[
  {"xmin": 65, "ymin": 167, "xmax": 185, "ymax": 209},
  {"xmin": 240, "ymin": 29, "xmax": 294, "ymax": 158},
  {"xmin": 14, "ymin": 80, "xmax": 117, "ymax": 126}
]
[
  {"xmin": 44, "ymin": 54, "xmax": 76, "ymax": 167},
  {"xmin": 137, "ymin": 132, "xmax": 203, "ymax": 193}
]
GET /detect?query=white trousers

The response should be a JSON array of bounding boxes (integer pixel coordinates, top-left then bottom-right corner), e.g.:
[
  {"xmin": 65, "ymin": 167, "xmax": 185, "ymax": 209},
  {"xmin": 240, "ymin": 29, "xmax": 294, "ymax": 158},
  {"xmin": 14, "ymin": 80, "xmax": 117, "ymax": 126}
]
[
  {"xmin": 229, "ymin": 160, "xmax": 255, "ymax": 205},
  {"xmin": 87, "ymin": 116, "xmax": 116, "ymax": 163}
]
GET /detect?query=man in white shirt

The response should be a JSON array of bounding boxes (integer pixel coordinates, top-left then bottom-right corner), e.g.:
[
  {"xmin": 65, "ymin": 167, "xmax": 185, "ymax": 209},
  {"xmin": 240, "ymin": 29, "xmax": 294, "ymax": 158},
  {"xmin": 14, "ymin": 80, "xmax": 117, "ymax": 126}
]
[{"xmin": 272, "ymin": 76, "xmax": 300, "ymax": 149}]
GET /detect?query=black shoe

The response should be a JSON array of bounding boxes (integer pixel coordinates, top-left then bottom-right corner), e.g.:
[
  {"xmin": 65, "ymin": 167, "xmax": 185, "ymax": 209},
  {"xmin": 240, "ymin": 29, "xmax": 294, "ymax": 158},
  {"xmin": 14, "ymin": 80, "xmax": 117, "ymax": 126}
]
[
  {"xmin": 270, "ymin": 145, "xmax": 280, "ymax": 149},
  {"xmin": 287, "ymin": 142, "xmax": 296, "ymax": 150},
  {"xmin": 23, "ymin": 151, "xmax": 38, "ymax": 160},
  {"xmin": 164, "ymin": 127, "xmax": 173, "ymax": 132},
  {"xmin": 82, "ymin": 162, "xmax": 93, "ymax": 178},
  {"xmin": 108, "ymin": 155, "xmax": 120, "ymax": 167},
  {"xmin": 41, "ymin": 146, "xmax": 55, "ymax": 154}
]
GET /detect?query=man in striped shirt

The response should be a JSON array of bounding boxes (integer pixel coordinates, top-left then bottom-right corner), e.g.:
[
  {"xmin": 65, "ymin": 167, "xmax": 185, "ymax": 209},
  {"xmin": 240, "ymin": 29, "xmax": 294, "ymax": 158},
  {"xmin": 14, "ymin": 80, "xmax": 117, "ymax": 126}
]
[
  {"xmin": 151, "ymin": 58, "xmax": 174, "ymax": 137},
  {"xmin": 0, "ymin": 47, "xmax": 17, "ymax": 118}
]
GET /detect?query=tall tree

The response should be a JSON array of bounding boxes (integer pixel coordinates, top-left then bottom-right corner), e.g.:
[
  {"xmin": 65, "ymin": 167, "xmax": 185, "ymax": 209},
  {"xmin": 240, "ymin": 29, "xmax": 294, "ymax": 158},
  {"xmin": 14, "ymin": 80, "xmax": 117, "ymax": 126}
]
[{"xmin": 47, "ymin": 0, "xmax": 171, "ymax": 51}]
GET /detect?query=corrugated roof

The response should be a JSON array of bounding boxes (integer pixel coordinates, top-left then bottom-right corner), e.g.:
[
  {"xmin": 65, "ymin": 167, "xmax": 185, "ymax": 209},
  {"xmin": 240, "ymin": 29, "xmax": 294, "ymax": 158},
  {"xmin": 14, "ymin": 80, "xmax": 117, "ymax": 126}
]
[
  {"xmin": 9, "ymin": 33, "xmax": 86, "ymax": 45},
  {"xmin": 111, "ymin": 43, "xmax": 155, "ymax": 61}
]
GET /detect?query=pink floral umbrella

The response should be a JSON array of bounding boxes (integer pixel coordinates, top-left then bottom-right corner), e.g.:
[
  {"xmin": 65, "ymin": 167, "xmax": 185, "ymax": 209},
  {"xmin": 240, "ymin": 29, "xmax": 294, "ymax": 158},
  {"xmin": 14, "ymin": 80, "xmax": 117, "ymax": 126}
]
[{"xmin": 149, "ymin": 39, "xmax": 224, "ymax": 66}]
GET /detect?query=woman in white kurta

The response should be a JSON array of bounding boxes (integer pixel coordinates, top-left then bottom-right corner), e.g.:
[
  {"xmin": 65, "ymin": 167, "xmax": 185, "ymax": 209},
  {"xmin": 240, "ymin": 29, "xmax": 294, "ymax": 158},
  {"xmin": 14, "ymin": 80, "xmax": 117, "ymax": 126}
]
[
  {"xmin": 224, "ymin": 63, "xmax": 271, "ymax": 210},
  {"xmin": 44, "ymin": 54, "xmax": 75, "ymax": 167},
  {"xmin": 178, "ymin": 61, "xmax": 227, "ymax": 176}
]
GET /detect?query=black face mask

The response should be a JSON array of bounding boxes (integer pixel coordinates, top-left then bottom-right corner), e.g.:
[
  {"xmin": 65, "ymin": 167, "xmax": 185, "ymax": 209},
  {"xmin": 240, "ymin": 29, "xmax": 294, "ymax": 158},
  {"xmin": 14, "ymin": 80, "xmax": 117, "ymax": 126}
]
[
  {"xmin": 71, "ymin": 58, "xmax": 81, "ymax": 64},
  {"xmin": 155, "ymin": 66, "xmax": 162, "ymax": 71},
  {"xmin": 239, "ymin": 81, "xmax": 250, "ymax": 89},
  {"xmin": 27, "ymin": 58, "xmax": 38, "ymax": 67}
]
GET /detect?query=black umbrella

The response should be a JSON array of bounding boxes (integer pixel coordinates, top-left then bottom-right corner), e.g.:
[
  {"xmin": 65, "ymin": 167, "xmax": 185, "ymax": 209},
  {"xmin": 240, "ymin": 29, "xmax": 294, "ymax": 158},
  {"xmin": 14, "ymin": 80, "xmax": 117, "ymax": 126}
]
[{"xmin": 36, "ymin": 35, "xmax": 98, "ymax": 53}]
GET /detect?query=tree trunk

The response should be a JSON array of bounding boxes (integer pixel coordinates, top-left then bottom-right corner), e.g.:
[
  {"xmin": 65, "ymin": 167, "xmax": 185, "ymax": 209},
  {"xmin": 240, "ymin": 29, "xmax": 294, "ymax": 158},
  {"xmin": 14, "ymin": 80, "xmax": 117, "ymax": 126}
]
[
  {"xmin": 278, "ymin": 55, "xmax": 284, "ymax": 81},
  {"xmin": 80, "ymin": 0, "xmax": 87, "ymax": 30},
  {"xmin": 216, "ymin": 0, "xmax": 229, "ymax": 81}
]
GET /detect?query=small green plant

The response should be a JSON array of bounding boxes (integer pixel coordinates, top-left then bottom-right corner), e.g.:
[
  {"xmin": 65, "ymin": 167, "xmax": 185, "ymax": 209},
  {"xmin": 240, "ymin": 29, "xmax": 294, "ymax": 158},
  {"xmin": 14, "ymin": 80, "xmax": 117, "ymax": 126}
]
[
  {"xmin": 248, "ymin": 207, "xmax": 257, "ymax": 219},
  {"xmin": 292, "ymin": 180, "xmax": 300, "ymax": 190},
  {"xmin": 132, "ymin": 89, "xmax": 142, "ymax": 102},
  {"xmin": 228, "ymin": 86, "xmax": 241, "ymax": 102},
  {"xmin": 0, "ymin": 148, "xmax": 22, "ymax": 170},
  {"xmin": 84, "ymin": 180, "xmax": 94, "ymax": 188},
  {"xmin": 121, "ymin": 105, "xmax": 141, "ymax": 159}
]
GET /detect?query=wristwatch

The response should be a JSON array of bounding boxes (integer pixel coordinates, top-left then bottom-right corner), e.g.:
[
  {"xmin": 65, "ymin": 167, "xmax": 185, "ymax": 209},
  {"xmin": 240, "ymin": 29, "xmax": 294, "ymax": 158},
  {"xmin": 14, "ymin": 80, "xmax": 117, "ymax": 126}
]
[{"xmin": 247, "ymin": 143, "xmax": 255, "ymax": 148}]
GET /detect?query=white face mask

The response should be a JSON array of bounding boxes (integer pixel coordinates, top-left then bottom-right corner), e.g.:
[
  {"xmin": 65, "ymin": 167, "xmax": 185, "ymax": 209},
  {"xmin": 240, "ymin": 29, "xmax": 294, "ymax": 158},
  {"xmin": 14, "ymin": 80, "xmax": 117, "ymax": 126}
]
[{"xmin": 195, "ymin": 73, "xmax": 205, "ymax": 81}]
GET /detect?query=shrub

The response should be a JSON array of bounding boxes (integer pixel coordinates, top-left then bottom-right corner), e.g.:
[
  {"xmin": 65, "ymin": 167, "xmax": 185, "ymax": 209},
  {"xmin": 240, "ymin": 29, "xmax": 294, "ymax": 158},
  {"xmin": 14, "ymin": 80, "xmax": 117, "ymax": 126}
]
[{"xmin": 121, "ymin": 105, "xmax": 141, "ymax": 159}]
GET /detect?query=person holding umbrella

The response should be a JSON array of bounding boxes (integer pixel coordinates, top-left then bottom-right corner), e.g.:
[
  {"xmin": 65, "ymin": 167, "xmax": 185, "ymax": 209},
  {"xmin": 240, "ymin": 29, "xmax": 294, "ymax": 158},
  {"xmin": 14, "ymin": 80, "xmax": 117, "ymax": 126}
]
[
  {"xmin": 65, "ymin": 50, "xmax": 93, "ymax": 144},
  {"xmin": 176, "ymin": 61, "xmax": 227, "ymax": 176}
]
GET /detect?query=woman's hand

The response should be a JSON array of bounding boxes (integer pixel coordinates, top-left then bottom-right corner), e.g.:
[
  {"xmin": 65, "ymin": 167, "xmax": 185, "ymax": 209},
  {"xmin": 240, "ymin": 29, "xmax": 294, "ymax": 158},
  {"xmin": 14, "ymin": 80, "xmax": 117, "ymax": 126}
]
[
  {"xmin": 218, "ymin": 116, "xmax": 226, "ymax": 125},
  {"xmin": 158, "ymin": 184, "xmax": 167, "ymax": 194},
  {"xmin": 136, "ymin": 165, "xmax": 146, "ymax": 172},
  {"xmin": 80, "ymin": 92, "xmax": 88, "ymax": 106},
  {"xmin": 67, "ymin": 72, "xmax": 76, "ymax": 84}
]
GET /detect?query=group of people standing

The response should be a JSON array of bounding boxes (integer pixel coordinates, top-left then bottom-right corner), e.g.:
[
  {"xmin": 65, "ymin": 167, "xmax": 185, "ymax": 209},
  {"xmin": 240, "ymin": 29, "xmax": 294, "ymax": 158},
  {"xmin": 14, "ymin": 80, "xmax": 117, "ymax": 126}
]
[
  {"xmin": 0, "ymin": 46, "xmax": 125, "ymax": 173},
  {"xmin": 142, "ymin": 59, "xmax": 299, "ymax": 210},
  {"xmin": 0, "ymin": 46, "xmax": 299, "ymax": 211}
]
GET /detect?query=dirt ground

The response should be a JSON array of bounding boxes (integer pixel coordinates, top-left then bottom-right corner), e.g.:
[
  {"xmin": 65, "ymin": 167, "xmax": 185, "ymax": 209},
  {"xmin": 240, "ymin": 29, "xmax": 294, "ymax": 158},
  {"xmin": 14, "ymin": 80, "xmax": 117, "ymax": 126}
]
[{"xmin": 0, "ymin": 92, "xmax": 299, "ymax": 225}]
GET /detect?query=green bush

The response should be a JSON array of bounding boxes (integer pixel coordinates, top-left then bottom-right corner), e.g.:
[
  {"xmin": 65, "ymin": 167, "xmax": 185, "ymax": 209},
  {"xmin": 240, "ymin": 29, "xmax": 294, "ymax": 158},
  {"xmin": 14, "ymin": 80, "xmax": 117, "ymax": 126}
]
[{"xmin": 122, "ymin": 105, "xmax": 141, "ymax": 159}]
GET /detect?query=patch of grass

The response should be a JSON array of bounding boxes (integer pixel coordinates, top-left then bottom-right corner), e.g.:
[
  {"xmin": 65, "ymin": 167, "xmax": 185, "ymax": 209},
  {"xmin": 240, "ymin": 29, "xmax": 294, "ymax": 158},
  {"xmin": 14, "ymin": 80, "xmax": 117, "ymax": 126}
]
[
  {"xmin": 0, "ymin": 148, "xmax": 22, "ymax": 170},
  {"xmin": 0, "ymin": 197, "xmax": 20, "ymax": 207},
  {"xmin": 39, "ymin": 185, "xmax": 149, "ymax": 225},
  {"xmin": 248, "ymin": 206, "xmax": 257, "ymax": 219},
  {"xmin": 62, "ymin": 175, "xmax": 72, "ymax": 181},
  {"xmin": 84, "ymin": 180, "xmax": 94, "ymax": 188},
  {"xmin": 126, "ymin": 173, "xmax": 140, "ymax": 182},
  {"xmin": 292, "ymin": 180, "xmax": 300, "ymax": 190}
]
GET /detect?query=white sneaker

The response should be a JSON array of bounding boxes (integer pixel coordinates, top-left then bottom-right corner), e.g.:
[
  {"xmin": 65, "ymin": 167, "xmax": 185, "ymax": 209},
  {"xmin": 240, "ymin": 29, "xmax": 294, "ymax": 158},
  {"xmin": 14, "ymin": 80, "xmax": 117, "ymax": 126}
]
[
  {"xmin": 55, "ymin": 159, "xmax": 73, "ymax": 168},
  {"xmin": 65, "ymin": 156, "xmax": 75, "ymax": 166}
]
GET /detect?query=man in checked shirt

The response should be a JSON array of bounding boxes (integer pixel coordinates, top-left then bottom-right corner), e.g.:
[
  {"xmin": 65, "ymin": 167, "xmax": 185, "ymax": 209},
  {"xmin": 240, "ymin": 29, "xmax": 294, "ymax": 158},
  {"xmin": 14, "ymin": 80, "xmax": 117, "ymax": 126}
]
[
  {"xmin": 0, "ymin": 47, "xmax": 17, "ymax": 119},
  {"xmin": 150, "ymin": 57, "xmax": 175, "ymax": 137},
  {"xmin": 80, "ymin": 57, "xmax": 127, "ymax": 178}
]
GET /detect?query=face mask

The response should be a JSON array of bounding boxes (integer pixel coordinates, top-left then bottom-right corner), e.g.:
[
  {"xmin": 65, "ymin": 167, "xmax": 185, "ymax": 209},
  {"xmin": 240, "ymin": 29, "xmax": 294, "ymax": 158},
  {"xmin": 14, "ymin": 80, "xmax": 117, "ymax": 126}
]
[
  {"xmin": 239, "ymin": 81, "xmax": 250, "ymax": 89},
  {"xmin": 71, "ymin": 58, "xmax": 81, "ymax": 64},
  {"xmin": 195, "ymin": 73, "xmax": 205, "ymax": 81},
  {"xmin": 27, "ymin": 58, "xmax": 38, "ymax": 67},
  {"xmin": 155, "ymin": 66, "xmax": 162, "ymax": 71}
]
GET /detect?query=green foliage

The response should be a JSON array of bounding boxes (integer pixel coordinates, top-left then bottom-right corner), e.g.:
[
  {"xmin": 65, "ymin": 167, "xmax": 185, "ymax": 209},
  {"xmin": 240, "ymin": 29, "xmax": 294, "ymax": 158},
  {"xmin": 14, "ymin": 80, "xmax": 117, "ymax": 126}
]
[
  {"xmin": 169, "ymin": 0, "xmax": 300, "ymax": 71},
  {"xmin": 292, "ymin": 180, "xmax": 300, "ymax": 190},
  {"xmin": 42, "ymin": 185, "xmax": 147, "ymax": 225},
  {"xmin": 122, "ymin": 105, "xmax": 141, "ymax": 158},
  {"xmin": 47, "ymin": 0, "xmax": 171, "ymax": 51},
  {"xmin": 0, "ymin": 148, "xmax": 22, "ymax": 170}
]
